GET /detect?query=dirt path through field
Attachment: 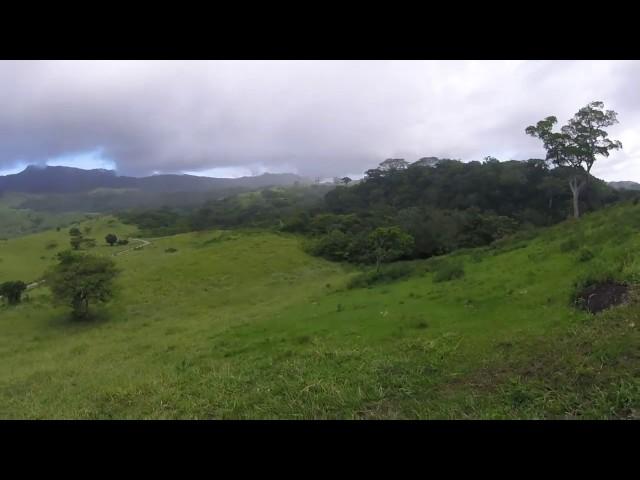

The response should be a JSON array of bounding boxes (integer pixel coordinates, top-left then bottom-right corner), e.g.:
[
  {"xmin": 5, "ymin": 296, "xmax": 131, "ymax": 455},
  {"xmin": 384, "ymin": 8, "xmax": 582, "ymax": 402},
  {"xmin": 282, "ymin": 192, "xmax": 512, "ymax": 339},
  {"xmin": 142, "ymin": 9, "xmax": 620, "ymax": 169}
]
[
  {"xmin": 1, "ymin": 238, "xmax": 153, "ymax": 300},
  {"xmin": 112, "ymin": 238, "xmax": 151, "ymax": 256}
]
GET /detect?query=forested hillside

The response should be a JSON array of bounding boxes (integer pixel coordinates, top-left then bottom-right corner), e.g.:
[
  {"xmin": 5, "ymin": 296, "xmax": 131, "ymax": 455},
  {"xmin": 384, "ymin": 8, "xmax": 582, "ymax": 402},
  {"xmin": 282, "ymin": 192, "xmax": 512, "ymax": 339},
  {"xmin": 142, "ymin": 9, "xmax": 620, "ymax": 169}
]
[{"xmin": 117, "ymin": 157, "xmax": 634, "ymax": 264}]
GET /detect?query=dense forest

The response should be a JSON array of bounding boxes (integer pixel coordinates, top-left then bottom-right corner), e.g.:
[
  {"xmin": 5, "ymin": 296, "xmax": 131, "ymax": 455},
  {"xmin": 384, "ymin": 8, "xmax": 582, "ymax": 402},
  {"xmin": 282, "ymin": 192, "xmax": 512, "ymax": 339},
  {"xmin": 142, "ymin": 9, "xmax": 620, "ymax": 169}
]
[{"xmin": 118, "ymin": 157, "xmax": 634, "ymax": 265}]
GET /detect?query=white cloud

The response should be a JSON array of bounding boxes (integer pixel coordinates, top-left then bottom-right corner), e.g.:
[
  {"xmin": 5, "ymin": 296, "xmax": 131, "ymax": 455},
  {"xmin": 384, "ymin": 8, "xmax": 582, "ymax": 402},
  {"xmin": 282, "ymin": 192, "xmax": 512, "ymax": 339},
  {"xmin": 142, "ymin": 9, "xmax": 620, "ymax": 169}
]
[{"xmin": 0, "ymin": 60, "xmax": 638, "ymax": 180}]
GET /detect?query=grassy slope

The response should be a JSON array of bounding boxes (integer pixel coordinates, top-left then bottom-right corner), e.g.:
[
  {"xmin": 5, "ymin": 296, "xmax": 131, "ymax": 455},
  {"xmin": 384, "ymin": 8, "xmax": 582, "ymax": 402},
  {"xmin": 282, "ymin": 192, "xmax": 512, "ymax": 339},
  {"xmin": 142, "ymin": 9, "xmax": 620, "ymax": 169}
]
[
  {"xmin": 0, "ymin": 215, "xmax": 139, "ymax": 284},
  {"xmin": 0, "ymin": 194, "xmax": 88, "ymax": 239},
  {"xmin": 1, "ymin": 202, "xmax": 639, "ymax": 419}
]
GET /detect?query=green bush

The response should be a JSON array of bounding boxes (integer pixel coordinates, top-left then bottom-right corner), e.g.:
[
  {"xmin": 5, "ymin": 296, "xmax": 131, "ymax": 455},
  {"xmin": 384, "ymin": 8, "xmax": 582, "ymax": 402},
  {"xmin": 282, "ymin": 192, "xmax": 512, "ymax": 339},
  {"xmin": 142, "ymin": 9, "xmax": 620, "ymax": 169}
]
[
  {"xmin": 303, "ymin": 229, "xmax": 351, "ymax": 261},
  {"xmin": 105, "ymin": 233, "xmax": 118, "ymax": 246},
  {"xmin": 577, "ymin": 248, "xmax": 595, "ymax": 262},
  {"xmin": 470, "ymin": 250, "xmax": 486, "ymax": 263},
  {"xmin": 433, "ymin": 260, "xmax": 465, "ymax": 283},
  {"xmin": 0, "ymin": 280, "xmax": 27, "ymax": 305},
  {"xmin": 165, "ymin": 247, "xmax": 178, "ymax": 253},
  {"xmin": 559, "ymin": 237, "xmax": 580, "ymax": 253},
  {"xmin": 422, "ymin": 256, "xmax": 445, "ymax": 272},
  {"xmin": 347, "ymin": 263, "xmax": 414, "ymax": 289}
]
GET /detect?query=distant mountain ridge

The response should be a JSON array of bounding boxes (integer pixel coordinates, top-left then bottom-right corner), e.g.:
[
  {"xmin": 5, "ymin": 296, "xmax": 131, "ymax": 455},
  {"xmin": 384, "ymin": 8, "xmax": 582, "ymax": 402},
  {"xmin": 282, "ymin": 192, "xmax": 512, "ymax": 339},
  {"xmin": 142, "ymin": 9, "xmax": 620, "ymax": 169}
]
[
  {"xmin": 0, "ymin": 165, "xmax": 307, "ymax": 194},
  {"xmin": 608, "ymin": 180, "xmax": 640, "ymax": 191}
]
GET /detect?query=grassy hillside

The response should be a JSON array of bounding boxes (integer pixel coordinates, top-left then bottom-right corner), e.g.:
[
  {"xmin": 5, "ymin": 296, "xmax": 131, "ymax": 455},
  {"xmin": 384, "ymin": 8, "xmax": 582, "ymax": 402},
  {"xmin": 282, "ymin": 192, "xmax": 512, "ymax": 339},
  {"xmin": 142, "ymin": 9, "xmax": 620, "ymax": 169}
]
[
  {"xmin": 1, "ymin": 202, "xmax": 639, "ymax": 418},
  {"xmin": 0, "ymin": 193, "xmax": 87, "ymax": 239},
  {"xmin": 0, "ymin": 215, "xmax": 139, "ymax": 284}
]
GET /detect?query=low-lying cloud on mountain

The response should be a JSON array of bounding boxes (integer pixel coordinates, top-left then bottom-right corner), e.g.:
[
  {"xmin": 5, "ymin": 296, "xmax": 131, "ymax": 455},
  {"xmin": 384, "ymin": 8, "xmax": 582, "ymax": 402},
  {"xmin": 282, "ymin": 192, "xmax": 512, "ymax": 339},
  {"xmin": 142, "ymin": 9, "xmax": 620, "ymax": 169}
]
[{"xmin": 1, "ymin": 60, "xmax": 640, "ymax": 180}]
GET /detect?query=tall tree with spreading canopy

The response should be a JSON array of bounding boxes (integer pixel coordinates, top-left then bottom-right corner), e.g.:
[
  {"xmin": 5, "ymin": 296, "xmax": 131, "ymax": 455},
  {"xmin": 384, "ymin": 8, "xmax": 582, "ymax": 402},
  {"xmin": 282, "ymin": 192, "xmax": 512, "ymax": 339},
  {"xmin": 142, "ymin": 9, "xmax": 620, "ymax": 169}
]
[
  {"xmin": 378, "ymin": 158, "xmax": 410, "ymax": 172},
  {"xmin": 526, "ymin": 101, "xmax": 622, "ymax": 218},
  {"xmin": 46, "ymin": 251, "xmax": 119, "ymax": 319}
]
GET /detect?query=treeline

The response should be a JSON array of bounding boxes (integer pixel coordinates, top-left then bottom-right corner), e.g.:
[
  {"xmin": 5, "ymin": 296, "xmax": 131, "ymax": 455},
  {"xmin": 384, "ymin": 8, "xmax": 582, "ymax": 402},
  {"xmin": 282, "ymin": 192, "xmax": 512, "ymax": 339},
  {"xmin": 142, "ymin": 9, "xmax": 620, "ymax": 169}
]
[
  {"xmin": 323, "ymin": 158, "xmax": 616, "ymax": 224},
  {"xmin": 18, "ymin": 187, "xmax": 250, "ymax": 214},
  {"xmin": 283, "ymin": 158, "xmax": 624, "ymax": 262},
  {"xmin": 117, "ymin": 184, "xmax": 333, "ymax": 237},
  {"xmin": 118, "ymin": 157, "xmax": 632, "ymax": 265}
]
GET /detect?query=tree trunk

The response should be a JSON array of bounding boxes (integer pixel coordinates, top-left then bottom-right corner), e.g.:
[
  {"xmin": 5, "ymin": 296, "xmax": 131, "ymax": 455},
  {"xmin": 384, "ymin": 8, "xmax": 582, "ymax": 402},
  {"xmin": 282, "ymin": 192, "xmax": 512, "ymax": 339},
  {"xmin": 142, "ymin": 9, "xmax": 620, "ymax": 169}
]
[
  {"xmin": 568, "ymin": 175, "xmax": 585, "ymax": 219},
  {"xmin": 571, "ymin": 183, "xmax": 579, "ymax": 218}
]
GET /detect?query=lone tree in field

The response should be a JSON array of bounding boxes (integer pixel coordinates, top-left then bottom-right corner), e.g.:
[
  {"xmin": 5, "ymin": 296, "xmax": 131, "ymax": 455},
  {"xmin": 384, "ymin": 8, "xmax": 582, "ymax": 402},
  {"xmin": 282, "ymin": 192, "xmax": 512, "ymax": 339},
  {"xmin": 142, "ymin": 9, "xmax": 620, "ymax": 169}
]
[
  {"xmin": 526, "ymin": 101, "xmax": 622, "ymax": 218},
  {"xmin": 105, "ymin": 233, "xmax": 118, "ymax": 246},
  {"xmin": 70, "ymin": 235, "xmax": 83, "ymax": 250},
  {"xmin": 46, "ymin": 251, "xmax": 119, "ymax": 320},
  {"xmin": 368, "ymin": 226, "xmax": 414, "ymax": 272},
  {"xmin": 0, "ymin": 281, "xmax": 27, "ymax": 305},
  {"xmin": 69, "ymin": 227, "xmax": 83, "ymax": 250},
  {"xmin": 69, "ymin": 226, "xmax": 97, "ymax": 250}
]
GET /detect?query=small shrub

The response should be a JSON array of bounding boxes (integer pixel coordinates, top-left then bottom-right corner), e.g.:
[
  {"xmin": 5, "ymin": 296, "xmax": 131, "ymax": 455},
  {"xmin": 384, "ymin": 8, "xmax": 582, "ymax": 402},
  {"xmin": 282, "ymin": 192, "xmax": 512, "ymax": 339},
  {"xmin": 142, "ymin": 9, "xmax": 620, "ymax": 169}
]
[
  {"xmin": 117, "ymin": 239, "xmax": 129, "ymax": 246},
  {"xmin": 559, "ymin": 237, "xmax": 580, "ymax": 253},
  {"xmin": 45, "ymin": 241, "xmax": 58, "ymax": 250},
  {"xmin": 422, "ymin": 256, "xmax": 445, "ymax": 272},
  {"xmin": 491, "ymin": 239, "xmax": 528, "ymax": 254},
  {"xmin": 527, "ymin": 250, "xmax": 545, "ymax": 262},
  {"xmin": 469, "ymin": 250, "xmax": 486, "ymax": 263},
  {"xmin": 507, "ymin": 385, "xmax": 534, "ymax": 407},
  {"xmin": 433, "ymin": 260, "xmax": 465, "ymax": 283},
  {"xmin": 0, "ymin": 280, "xmax": 27, "ymax": 305},
  {"xmin": 165, "ymin": 247, "xmax": 178, "ymax": 253},
  {"xmin": 577, "ymin": 248, "xmax": 595, "ymax": 262},
  {"xmin": 105, "ymin": 233, "xmax": 118, "ymax": 246},
  {"xmin": 347, "ymin": 263, "xmax": 414, "ymax": 289}
]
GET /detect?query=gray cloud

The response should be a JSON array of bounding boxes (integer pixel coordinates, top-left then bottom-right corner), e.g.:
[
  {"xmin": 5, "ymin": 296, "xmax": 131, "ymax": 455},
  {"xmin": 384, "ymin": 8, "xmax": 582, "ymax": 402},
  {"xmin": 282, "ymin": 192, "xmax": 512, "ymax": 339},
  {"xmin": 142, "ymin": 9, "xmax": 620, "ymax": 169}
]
[{"xmin": 0, "ymin": 60, "xmax": 639, "ymax": 180}]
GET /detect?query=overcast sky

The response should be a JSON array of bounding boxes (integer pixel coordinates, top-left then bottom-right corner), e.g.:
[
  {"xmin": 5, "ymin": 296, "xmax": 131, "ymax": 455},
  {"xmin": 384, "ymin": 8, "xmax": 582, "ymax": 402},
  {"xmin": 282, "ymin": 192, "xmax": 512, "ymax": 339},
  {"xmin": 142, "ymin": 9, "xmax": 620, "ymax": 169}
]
[{"xmin": 0, "ymin": 60, "xmax": 639, "ymax": 181}]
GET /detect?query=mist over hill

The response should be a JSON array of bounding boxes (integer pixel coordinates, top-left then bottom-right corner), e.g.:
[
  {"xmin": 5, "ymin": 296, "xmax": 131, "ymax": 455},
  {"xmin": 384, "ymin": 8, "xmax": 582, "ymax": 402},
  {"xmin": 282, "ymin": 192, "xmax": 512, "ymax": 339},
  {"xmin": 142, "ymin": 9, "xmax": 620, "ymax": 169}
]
[
  {"xmin": 0, "ymin": 165, "xmax": 306, "ymax": 194},
  {"xmin": 0, "ymin": 165, "xmax": 310, "ymax": 214},
  {"xmin": 608, "ymin": 181, "xmax": 640, "ymax": 191}
]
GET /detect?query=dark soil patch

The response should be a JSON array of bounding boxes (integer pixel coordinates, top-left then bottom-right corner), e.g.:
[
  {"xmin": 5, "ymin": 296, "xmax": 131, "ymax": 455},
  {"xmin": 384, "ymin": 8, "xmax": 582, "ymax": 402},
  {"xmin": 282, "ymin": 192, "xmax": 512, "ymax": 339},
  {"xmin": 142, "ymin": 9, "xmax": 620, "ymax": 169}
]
[{"xmin": 575, "ymin": 282, "xmax": 629, "ymax": 314}]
